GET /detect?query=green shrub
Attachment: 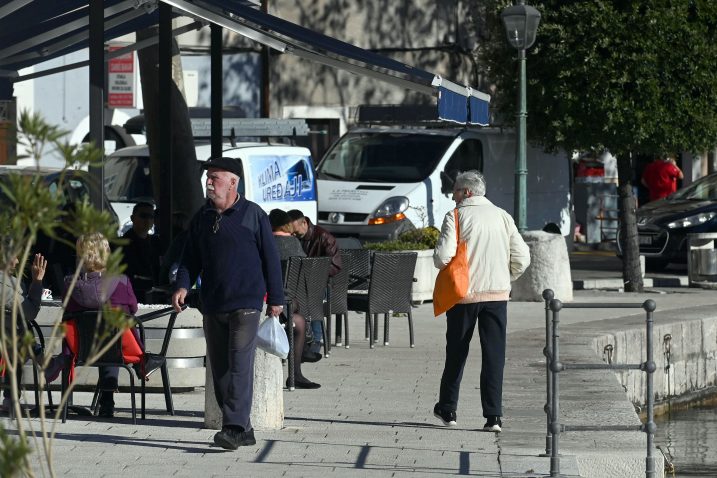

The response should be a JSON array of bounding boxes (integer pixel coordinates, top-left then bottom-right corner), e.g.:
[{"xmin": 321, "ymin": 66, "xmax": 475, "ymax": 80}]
[{"xmin": 365, "ymin": 226, "xmax": 440, "ymax": 251}]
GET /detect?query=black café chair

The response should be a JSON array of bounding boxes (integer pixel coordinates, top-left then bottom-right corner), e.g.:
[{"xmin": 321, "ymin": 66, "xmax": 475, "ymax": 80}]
[
  {"xmin": 328, "ymin": 251, "xmax": 351, "ymax": 348},
  {"xmin": 347, "ymin": 251, "xmax": 418, "ymax": 349},
  {"xmin": 61, "ymin": 306, "xmax": 183, "ymax": 424},
  {"xmin": 341, "ymin": 248, "xmax": 372, "ymax": 341},
  {"xmin": 1, "ymin": 316, "xmax": 55, "ymax": 419},
  {"xmin": 283, "ymin": 256, "xmax": 331, "ymax": 390}
]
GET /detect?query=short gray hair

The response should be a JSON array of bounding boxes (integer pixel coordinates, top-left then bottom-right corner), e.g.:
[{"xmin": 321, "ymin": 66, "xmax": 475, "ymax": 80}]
[{"xmin": 454, "ymin": 170, "xmax": 486, "ymax": 197}]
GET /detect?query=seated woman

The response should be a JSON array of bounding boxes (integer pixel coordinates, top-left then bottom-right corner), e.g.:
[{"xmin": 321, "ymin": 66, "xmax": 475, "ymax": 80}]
[
  {"xmin": 269, "ymin": 209, "xmax": 321, "ymax": 390},
  {"xmin": 53, "ymin": 232, "xmax": 164, "ymax": 418},
  {"xmin": 0, "ymin": 245, "xmax": 47, "ymax": 413}
]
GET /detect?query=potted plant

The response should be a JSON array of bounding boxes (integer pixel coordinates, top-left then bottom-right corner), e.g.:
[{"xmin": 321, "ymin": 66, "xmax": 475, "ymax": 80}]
[{"xmin": 365, "ymin": 226, "xmax": 440, "ymax": 304}]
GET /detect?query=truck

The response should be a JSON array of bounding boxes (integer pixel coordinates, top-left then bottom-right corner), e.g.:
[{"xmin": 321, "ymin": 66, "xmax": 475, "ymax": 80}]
[{"xmin": 314, "ymin": 125, "xmax": 571, "ymax": 241}]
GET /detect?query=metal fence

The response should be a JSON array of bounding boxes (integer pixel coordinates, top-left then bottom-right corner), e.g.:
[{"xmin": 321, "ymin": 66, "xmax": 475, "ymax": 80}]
[{"xmin": 541, "ymin": 289, "xmax": 657, "ymax": 478}]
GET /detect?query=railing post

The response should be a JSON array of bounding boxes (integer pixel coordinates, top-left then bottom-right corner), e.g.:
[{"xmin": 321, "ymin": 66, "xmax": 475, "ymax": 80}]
[
  {"xmin": 643, "ymin": 299, "xmax": 657, "ymax": 478},
  {"xmin": 549, "ymin": 298, "xmax": 563, "ymax": 477},
  {"xmin": 541, "ymin": 289, "xmax": 554, "ymax": 457}
]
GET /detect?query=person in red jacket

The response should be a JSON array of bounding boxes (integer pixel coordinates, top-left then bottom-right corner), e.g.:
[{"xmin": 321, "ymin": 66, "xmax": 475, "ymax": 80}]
[{"xmin": 641, "ymin": 154, "xmax": 683, "ymax": 202}]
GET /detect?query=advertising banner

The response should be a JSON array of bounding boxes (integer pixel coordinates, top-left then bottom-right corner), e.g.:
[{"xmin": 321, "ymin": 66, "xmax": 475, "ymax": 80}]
[{"xmin": 250, "ymin": 154, "xmax": 316, "ymax": 205}]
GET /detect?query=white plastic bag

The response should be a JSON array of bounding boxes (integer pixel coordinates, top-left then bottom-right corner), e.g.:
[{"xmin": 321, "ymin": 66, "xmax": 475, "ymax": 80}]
[{"xmin": 257, "ymin": 315, "xmax": 289, "ymax": 359}]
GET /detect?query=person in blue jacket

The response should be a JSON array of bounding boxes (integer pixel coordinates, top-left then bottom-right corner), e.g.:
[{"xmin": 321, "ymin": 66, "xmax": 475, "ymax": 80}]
[{"xmin": 172, "ymin": 157, "xmax": 284, "ymax": 451}]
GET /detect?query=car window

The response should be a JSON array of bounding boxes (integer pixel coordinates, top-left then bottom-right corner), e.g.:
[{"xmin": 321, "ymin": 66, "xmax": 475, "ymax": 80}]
[
  {"xmin": 316, "ymin": 133, "xmax": 452, "ymax": 183},
  {"xmin": 671, "ymin": 174, "xmax": 717, "ymax": 201},
  {"xmin": 104, "ymin": 155, "xmax": 153, "ymax": 201}
]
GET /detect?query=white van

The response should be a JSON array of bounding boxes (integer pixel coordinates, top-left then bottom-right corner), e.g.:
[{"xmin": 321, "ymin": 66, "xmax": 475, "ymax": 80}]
[
  {"xmin": 104, "ymin": 142, "xmax": 318, "ymax": 234},
  {"xmin": 315, "ymin": 127, "xmax": 570, "ymax": 241}
]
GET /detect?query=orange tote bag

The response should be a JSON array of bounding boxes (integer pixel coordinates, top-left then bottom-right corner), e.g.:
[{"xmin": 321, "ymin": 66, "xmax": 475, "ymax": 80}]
[{"xmin": 433, "ymin": 208, "xmax": 469, "ymax": 316}]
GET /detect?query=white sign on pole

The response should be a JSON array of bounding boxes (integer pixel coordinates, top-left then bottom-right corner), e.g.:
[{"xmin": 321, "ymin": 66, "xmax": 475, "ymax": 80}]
[{"xmin": 107, "ymin": 46, "xmax": 135, "ymax": 108}]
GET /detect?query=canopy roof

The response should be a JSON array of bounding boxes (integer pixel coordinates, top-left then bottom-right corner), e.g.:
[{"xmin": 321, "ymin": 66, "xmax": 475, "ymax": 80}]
[{"xmin": 0, "ymin": 0, "xmax": 490, "ymax": 125}]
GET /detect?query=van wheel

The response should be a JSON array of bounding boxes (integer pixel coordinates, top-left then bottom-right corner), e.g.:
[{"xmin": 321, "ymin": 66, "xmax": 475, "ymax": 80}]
[{"xmin": 645, "ymin": 258, "xmax": 669, "ymax": 272}]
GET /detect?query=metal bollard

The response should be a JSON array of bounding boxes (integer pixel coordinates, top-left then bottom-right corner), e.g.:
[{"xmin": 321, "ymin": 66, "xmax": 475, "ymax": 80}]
[
  {"xmin": 549, "ymin": 298, "xmax": 563, "ymax": 477},
  {"xmin": 541, "ymin": 289, "xmax": 554, "ymax": 457},
  {"xmin": 643, "ymin": 299, "xmax": 657, "ymax": 478}
]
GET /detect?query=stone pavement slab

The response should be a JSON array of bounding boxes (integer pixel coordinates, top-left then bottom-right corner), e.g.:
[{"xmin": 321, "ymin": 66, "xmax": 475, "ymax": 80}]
[{"xmin": 5, "ymin": 286, "xmax": 717, "ymax": 477}]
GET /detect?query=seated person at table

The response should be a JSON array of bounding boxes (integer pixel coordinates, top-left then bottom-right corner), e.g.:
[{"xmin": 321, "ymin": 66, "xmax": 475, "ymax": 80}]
[
  {"xmin": 0, "ymin": 244, "xmax": 47, "ymax": 413},
  {"xmin": 288, "ymin": 209, "xmax": 342, "ymax": 354},
  {"xmin": 121, "ymin": 202, "xmax": 162, "ymax": 303},
  {"xmin": 50, "ymin": 232, "xmax": 164, "ymax": 417},
  {"xmin": 269, "ymin": 209, "xmax": 321, "ymax": 389}
]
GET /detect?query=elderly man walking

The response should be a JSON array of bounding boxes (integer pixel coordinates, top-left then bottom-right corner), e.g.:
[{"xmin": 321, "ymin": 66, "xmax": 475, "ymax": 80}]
[
  {"xmin": 172, "ymin": 157, "xmax": 284, "ymax": 450},
  {"xmin": 432, "ymin": 170, "xmax": 530, "ymax": 433}
]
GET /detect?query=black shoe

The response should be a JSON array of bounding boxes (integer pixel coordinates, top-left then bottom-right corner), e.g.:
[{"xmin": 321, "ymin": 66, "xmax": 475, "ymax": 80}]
[
  {"xmin": 292, "ymin": 378, "xmax": 321, "ymax": 389},
  {"xmin": 135, "ymin": 353, "xmax": 166, "ymax": 381},
  {"xmin": 433, "ymin": 403, "xmax": 457, "ymax": 426},
  {"xmin": 301, "ymin": 351, "xmax": 323, "ymax": 363},
  {"xmin": 483, "ymin": 416, "xmax": 502, "ymax": 432},
  {"xmin": 213, "ymin": 427, "xmax": 256, "ymax": 450},
  {"xmin": 98, "ymin": 393, "xmax": 115, "ymax": 418}
]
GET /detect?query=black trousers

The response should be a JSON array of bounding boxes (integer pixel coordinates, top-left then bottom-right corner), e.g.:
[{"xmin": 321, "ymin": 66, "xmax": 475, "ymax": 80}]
[
  {"xmin": 204, "ymin": 308, "xmax": 260, "ymax": 431},
  {"xmin": 438, "ymin": 301, "xmax": 508, "ymax": 417}
]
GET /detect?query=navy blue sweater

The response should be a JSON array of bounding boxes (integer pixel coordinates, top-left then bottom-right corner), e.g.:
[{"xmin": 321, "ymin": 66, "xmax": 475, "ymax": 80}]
[{"xmin": 176, "ymin": 197, "xmax": 285, "ymax": 314}]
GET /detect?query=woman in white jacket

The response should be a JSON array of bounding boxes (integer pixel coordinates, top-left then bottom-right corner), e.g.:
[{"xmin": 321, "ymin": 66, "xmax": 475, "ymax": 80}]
[{"xmin": 432, "ymin": 170, "xmax": 530, "ymax": 432}]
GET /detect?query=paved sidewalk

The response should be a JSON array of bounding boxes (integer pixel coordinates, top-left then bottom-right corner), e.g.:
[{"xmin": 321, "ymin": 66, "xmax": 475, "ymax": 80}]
[{"xmin": 5, "ymin": 284, "xmax": 716, "ymax": 477}]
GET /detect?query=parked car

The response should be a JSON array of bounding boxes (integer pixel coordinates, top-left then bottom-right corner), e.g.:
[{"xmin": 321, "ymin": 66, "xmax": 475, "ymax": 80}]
[
  {"xmin": 635, "ymin": 172, "xmax": 717, "ymax": 269},
  {"xmin": 0, "ymin": 166, "xmax": 118, "ymax": 294}
]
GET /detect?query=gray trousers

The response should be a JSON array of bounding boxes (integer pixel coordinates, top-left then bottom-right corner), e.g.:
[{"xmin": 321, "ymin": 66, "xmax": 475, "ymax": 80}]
[{"xmin": 204, "ymin": 308, "xmax": 260, "ymax": 430}]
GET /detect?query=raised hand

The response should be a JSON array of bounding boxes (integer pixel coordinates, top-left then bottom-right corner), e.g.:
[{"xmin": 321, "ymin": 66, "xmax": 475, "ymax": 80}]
[{"xmin": 31, "ymin": 253, "xmax": 47, "ymax": 281}]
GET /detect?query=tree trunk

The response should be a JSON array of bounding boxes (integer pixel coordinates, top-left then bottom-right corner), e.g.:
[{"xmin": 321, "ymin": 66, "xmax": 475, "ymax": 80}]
[
  {"xmin": 136, "ymin": 27, "xmax": 204, "ymax": 231},
  {"xmin": 616, "ymin": 152, "xmax": 644, "ymax": 292}
]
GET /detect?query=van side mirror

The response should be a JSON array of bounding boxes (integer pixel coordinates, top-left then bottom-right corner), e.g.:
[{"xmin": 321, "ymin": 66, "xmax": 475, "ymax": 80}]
[{"xmin": 440, "ymin": 171, "xmax": 455, "ymax": 194}]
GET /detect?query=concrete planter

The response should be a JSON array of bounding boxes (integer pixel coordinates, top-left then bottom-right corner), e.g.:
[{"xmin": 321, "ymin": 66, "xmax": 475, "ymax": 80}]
[{"xmin": 409, "ymin": 249, "xmax": 438, "ymax": 304}]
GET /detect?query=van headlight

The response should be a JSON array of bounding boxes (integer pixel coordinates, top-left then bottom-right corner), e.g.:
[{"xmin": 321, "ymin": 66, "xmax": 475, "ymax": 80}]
[
  {"xmin": 368, "ymin": 196, "xmax": 409, "ymax": 225},
  {"xmin": 666, "ymin": 212, "xmax": 716, "ymax": 229}
]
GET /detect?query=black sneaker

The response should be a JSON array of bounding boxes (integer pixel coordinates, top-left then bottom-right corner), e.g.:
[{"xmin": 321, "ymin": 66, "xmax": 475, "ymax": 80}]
[
  {"xmin": 483, "ymin": 416, "xmax": 502, "ymax": 432},
  {"xmin": 98, "ymin": 392, "xmax": 115, "ymax": 418},
  {"xmin": 213, "ymin": 427, "xmax": 256, "ymax": 450},
  {"xmin": 433, "ymin": 403, "xmax": 457, "ymax": 426}
]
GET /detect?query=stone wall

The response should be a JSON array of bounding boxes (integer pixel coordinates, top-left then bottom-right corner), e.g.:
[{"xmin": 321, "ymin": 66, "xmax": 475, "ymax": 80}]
[{"xmin": 593, "ymin": 317, "xmax": 717, "ymax": 408}]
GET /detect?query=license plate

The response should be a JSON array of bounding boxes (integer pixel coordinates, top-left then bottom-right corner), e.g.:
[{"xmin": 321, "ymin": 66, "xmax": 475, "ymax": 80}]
[{"xmin": 639, "ymin": 235, "xmax": 652, "ymax": 245}]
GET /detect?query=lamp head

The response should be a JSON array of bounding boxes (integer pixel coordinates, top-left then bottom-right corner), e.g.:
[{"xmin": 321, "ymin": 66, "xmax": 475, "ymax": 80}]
[{"xmin": 501, "ymin": 3, "xmax": 541, "ymax": 50}]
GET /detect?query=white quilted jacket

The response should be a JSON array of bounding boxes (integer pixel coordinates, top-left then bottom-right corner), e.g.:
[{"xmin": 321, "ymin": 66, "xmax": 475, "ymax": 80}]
[{"xmin": 433, "ymin": 196, "xmax": 530, "ymax": 303}]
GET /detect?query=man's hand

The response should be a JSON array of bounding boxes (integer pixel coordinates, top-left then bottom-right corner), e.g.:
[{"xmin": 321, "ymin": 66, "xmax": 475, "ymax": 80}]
[
  {"xmin": 267, "ymin": 304, "xmax": 283, "ymax": 317},
  {"xmin": 31, "ymin": 253, "xmax": 47, "ymax": 282},
  {"xmin": 172, "ymin": 288, "xmax": 188, "ymax": 313}
]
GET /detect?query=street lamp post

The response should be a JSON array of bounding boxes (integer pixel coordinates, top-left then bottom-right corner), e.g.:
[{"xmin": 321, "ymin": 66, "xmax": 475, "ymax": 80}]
[{"xmin": 501, "ymin": 0, "xmax": 541, "ymax": 232}]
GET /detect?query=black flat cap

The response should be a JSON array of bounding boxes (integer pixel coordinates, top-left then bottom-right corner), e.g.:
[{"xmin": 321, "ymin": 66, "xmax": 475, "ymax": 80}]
[{"xmin": 202, "ymin": 157, "xmax": 242, "ymax": 177}]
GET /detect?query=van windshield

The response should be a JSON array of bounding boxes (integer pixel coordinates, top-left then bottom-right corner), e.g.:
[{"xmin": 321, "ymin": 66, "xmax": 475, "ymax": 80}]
[
  {"xmin": 104, "ymin": 155, "xmax": 153, "ymax": 201},
  {"xmin": 316, "ymin": 132, "xmax": 452, "ymax": 183}
]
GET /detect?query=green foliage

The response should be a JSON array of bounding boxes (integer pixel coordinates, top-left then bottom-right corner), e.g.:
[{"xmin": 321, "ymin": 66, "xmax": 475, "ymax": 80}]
[
  {"xmin": 481, "ymin": 0, "xmax": 717, "ymax": 157},
  {"xmin": 0, "ymin": 424, "xmax": 31, "ymax": 478},
  {"xmin": 365, "ymin": 226, "xmax": 440, "ymax": 251}
]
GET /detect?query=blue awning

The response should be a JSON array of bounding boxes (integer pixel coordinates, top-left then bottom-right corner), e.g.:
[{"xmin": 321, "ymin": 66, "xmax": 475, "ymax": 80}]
[{"xmin": 0, "ymin": 0, "xmax": 491, "ymax": 125}]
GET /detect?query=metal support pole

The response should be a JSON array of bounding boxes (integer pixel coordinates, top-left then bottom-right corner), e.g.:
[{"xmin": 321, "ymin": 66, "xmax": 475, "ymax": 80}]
[
  {"xmin": 541, "ymin": 289, "xmax": 554, "ymax": 457},
  {"xmin": 158, "ymin": 3, "xmax": 172, "ymax": 248},
  {"xmin": 514, "ymin": 47, "xmax": 527, "ymax": 232},
  {"xmin": 210, "ymin": 23, "xmax": 222, "ymax": 159},
  {"xmin": 88, "ymin": 0, "xmax": 104, "ymax": 210},
  {"xmin": 260, "ymin": 0, "xmax": 270, "ymax": 118},
  {"xmin": 549, "ymin": 298, "xmax": 562, "ymax": 477},
  {"xmin": 643, "ymin": 299, "xmax": 657, "ymax": 478}
]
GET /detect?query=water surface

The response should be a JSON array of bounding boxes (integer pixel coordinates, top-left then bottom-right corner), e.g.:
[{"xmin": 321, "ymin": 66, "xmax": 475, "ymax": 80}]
[{"xmin": 654, "ymin": 406, "xmax": 717, "ymax": 477}]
